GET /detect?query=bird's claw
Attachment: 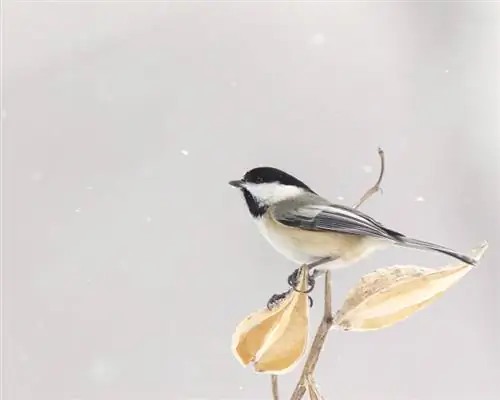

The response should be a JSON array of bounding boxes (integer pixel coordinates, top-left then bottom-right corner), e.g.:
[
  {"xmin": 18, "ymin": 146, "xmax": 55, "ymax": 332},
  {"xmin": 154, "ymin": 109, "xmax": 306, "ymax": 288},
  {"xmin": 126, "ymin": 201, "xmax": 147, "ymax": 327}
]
[
  {"xmin": 287, "ymin": 268, "xmax": 316, "ymax": 294},
  {"xmin": 267, "ymin": 266, "xmax": 318, "ymax": 311},
  {"xmin": 266, "ymin": 289, "xmax": 314, "ymax": 310},
  {"xmin": 267, "ymin": 290, "xmax": 291, "ymax": 310}
]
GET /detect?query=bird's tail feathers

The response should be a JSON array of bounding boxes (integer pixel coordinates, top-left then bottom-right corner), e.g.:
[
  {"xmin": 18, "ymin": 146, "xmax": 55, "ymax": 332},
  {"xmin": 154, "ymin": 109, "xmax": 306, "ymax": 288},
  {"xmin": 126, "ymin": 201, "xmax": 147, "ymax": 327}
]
[{"xmin": 397, "ymin": 237, "xmax": 476, "ymax": 266}]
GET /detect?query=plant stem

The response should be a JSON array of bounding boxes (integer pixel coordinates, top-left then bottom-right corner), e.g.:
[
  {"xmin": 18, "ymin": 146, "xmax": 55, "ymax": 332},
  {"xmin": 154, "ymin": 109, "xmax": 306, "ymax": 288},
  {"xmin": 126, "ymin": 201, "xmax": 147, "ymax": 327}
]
[
  {"xmin": 288, "ymin": 148, "xmax": 386, "ymax": 400},
  {"xmin": 353, "ymin": 147, "xmax": 385, "ymax": 210},
  {"xmin": 271, "ymin": 375, "xmax": 279, "ymax": 400},
  {"xmin": 289, "ymin": 270, "xmax": 333, "ymax": 400}
]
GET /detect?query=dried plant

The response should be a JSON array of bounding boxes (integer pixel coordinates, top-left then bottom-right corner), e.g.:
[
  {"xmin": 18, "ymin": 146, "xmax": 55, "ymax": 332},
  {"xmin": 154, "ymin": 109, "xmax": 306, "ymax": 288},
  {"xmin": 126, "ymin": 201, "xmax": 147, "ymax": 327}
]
[
  {"xmin": 231, "ymin": 149, "xmax": 488, "ymax": 400},
  {"xmin": 289, "ymin": 148, "xmax": 386, "ymax": 400}
]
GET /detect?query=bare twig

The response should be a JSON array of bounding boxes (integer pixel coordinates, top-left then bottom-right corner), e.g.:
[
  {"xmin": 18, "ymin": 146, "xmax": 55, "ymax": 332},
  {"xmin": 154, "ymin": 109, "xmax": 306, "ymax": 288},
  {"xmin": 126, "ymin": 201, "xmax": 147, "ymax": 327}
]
[
  {"xmin": 352, "ymin": 147, "xmax": 385, "ymax": 210},
  {"xmin": 271, "ymin": 375, "xmax": 279, "ymax": 400},
  {"xmin": 305, "ymin": 375, "xmax": 325, "ymax": 400},
  {"xmin": 288, "ymin": 148, "xmax": 386, "ymax": 400},
  {"xmin": 289, "ymin": 270, "xmax": 333, "ymax": 400}
]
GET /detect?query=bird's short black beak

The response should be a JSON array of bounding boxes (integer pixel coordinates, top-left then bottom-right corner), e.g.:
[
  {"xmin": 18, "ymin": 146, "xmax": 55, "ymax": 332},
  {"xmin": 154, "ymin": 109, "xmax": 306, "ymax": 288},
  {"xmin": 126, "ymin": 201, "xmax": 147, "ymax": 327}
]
[{"xmin": 229, "ymin": 179, "xmax": 244, "ymax": 188}]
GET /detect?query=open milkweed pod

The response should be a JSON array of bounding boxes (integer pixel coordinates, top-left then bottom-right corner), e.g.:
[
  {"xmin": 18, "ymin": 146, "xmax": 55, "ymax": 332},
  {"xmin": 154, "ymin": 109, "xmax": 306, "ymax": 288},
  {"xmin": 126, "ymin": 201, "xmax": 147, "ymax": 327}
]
[
  {"xmin": 333, "ymin": 241, "xmax": 488, "ymax": 332},
  {"xmin": 231, "ymin": 265, "xmax": 310, "ymax": 374}
]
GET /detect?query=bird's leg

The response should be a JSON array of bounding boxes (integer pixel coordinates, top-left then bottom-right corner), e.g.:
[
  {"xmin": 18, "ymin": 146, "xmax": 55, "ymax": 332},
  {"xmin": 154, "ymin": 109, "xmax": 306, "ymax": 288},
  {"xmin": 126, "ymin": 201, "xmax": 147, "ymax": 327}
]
[
  {"xmin": 286, "ymin": 269, "xmax": 316, "ymax": 293},
  {"xmin": 309, "ymin": 268, "xmax": 326, "ymax": 280},
  {"xmin": 287, "ymin": 257, "xmax": 335, "ymax": 293},
  {"xmin": 268, "ymin": 258, "xmax": 335, "ymax": 310}
]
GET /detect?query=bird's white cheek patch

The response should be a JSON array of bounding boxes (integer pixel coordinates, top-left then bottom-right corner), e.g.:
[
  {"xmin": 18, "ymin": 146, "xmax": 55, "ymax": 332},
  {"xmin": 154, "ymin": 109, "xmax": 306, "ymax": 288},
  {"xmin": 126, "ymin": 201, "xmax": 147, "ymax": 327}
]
[{"xmin": 244, "ymin": 183, "xmax": 304, "ymax": 203}]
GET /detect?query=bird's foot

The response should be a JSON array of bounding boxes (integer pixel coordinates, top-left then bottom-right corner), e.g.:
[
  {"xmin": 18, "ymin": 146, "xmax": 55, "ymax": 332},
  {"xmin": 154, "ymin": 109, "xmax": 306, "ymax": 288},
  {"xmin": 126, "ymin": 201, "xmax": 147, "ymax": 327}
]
[
  {"xmin": 266, "ymin": 289, "xmax": 314, "ymax": 310},
  {"xmin": 287, "ymin": 268, "xmax": 316, "ymax": 294},
  {"xmin": 266, "ymin": 289, "xmax": 291, "ymax": 310}
]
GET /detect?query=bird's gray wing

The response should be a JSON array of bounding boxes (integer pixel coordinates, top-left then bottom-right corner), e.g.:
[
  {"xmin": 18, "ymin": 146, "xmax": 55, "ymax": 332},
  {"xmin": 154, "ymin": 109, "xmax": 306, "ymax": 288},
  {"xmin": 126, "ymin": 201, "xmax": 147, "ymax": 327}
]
[{"xmin": 271, "ymin": 201, "xmax": 404, "ymax": 240}]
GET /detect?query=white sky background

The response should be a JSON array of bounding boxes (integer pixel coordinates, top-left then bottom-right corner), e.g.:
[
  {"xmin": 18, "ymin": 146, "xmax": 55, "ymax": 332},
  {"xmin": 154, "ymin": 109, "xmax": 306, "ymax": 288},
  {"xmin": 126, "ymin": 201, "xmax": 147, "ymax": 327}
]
[{"xmin": 2, "ymin": 2, "xmax": 500, "ymax": 400}]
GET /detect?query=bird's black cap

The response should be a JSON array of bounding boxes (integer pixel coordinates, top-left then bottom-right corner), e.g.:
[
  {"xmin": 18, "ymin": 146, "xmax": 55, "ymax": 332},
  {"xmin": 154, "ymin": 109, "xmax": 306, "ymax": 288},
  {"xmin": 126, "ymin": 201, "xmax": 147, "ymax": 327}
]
[{"xmin": 239, "ymin": 166, "xmax": 315, "ymax": 193}]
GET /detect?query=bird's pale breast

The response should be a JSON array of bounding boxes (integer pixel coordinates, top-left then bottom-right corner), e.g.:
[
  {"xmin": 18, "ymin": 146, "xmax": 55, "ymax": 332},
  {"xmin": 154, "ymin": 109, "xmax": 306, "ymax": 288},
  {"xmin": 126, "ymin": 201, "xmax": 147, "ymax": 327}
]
[{"xmin": 256, "ymin": 213, "xmax": 386, "ymax": 268}]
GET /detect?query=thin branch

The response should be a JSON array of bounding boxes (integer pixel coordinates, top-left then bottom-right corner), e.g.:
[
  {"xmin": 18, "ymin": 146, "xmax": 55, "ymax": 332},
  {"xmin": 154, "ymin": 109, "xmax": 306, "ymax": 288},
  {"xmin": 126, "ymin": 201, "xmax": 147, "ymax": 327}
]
[
  {"xmin": 271, "ymin": 375, "xmax": 279, "ymax": 400},
  {"xmin": 352, "ymin": 147, "xmax": 385, "ymax": 210},
  {"xmin": 289, "ymin": 271, "xmax": 333, "ymax": 400},
  {"xmin": 305, "ymin": 375, "xmax": 325, "ymax": 400},
  {"xmin": 288, "ymin": 148, "xmax": 387, "ymax": 400}
]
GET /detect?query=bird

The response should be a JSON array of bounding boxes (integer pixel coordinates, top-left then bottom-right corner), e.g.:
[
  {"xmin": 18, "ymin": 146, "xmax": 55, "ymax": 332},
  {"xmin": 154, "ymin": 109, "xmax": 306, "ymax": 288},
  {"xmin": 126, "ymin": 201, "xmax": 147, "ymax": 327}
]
[{"xmin": 229, "ymin": 166, "xmax": 476, "ymax": 283}]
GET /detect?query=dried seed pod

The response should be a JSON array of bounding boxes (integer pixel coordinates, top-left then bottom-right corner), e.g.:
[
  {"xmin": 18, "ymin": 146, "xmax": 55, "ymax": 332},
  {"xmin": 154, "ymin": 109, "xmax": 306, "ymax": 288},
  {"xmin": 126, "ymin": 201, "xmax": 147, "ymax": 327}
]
[
  {"xmin": 333, "ymin": 242, "xmax": 488, "ymax": 332},
  {"xmin": 232, "ymin": 266, "xmax": 310, "ymax": 374}
]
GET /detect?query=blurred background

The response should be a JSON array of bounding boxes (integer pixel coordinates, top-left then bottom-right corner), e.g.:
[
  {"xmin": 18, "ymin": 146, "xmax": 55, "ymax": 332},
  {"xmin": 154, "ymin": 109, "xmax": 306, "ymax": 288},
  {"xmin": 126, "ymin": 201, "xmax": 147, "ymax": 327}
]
[{"xmin": 3, "ymin": 1, "xmax": 500, "ymax": 399}]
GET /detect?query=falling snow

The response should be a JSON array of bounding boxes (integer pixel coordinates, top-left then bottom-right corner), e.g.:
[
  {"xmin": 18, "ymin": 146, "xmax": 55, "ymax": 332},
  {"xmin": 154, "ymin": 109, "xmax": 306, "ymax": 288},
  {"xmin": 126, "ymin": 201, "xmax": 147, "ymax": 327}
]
[
  {"xmin": 362, "ymin": 165, "xmax": 373, "ymax": 173},
  {"xmin": 416, "ymin": 196, "xmax": 425, "ymax": 202},
  {"xmin": 89, "ymin": 359, "xmax": 118, "ymax": 383},
  {"xmin": 19, "ymin": 351, "xmax": 30, "ymax": 363},
  {"xmin": 145, "ymin": 216, "xmax": 152, "ymax": 223},
  {"xmin": 310, "ymin": 33, "xmax": 326, "ymax": 46},
  {"xmin": 86, "ymin": 186, "xmax": 94, "ymax": 190},
  {"xmin": 75, "ymin": 208, "xmax": 82, "ymax": 213},
  {"xmin": 181, "ymin": 149, "xmax": 189, "ymax": 156},
  {"xmin": 96, "ymin": 84, "xmax": 114, "ymax": 103},
  {"xmin": 337, "ymin": 196, "xmax": 345, "ymax": 201},
  {"xmin": 230, "ymin": 81, "xmax": 238, "ymax": 87},
  {"xmin": 31, "ymin": 171, "xmax": 44, "ymax": 181},
  {"xmin": 140, "ymin": 165, "xmax": 154, "ymax": 177},
  {"xmin": 444, "ymin": 69, "xmax": 449, "ymax": 73}
]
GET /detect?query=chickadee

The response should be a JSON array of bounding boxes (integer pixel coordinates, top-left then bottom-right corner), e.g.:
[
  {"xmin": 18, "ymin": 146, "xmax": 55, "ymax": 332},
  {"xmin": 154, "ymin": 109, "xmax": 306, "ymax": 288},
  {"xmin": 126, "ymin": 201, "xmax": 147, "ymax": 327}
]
[{"xmin": 229, "ymin": 167, "xmax": 476, "ymax": 280}]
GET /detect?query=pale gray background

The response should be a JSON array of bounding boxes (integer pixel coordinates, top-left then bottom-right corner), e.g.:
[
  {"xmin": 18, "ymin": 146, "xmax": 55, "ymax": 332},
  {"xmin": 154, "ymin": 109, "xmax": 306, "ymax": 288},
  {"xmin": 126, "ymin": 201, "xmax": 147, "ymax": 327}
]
[{"xmin": 3, "ymin": 1, "xmax": 500, "ymax": 400}]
